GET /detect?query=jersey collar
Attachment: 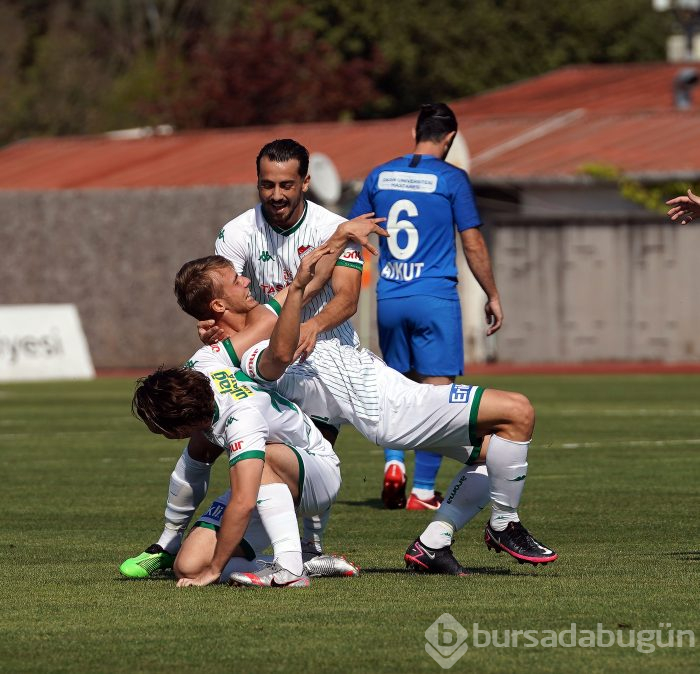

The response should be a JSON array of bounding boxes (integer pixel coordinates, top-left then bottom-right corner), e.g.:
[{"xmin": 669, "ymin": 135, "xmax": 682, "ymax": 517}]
[{"xmin": 265, "ymin": 200, "xmax": 308, "ymax": 237}]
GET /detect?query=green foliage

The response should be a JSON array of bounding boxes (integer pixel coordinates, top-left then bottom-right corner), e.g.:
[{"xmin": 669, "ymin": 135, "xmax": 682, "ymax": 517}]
[
  {"xmin": 579, "ymin": 162, "xmax": 698, "ymax": 214},
  {"xmin": 0, "ymin": 0, "xmax": 671, "ymax": 144},
  {"xmin": 0, "ymin": 374, "xmax": 698, "ymax": 672}
]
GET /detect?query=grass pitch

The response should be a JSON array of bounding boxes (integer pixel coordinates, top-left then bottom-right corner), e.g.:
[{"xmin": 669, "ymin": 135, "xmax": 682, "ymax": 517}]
[{"xmin": 0, "ymin": 374, "xmax": 698, "ymax": 673}]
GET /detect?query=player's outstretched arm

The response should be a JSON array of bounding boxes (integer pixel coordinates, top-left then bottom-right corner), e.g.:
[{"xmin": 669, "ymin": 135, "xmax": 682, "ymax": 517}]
[
  {"xmin": 177, "ymin": 458, "xmax": 263, "ymax": 587},
  {"xmin": 301, "ymin": 214, "xmax": 387, "ymax": 302},
  {"xmin": 257, "ymin": 246, "xmax": 333, "ymax": 381},
  {"xmin": 666, "ymin": 189, "xmax": 700, "ymax": 225}
]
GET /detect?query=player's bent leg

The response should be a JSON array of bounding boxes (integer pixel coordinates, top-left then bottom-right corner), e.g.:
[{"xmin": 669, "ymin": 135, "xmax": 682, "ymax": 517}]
[
  {"xmin": 382, "ymin": 450, "xmax": 407, "ymax": 509},
  {"xmin": 476, "ymin": 391, "xmax": 557, "ymax": 565},
  {"xmin": 119, "ymin": 434, "xmax": 223, "ymax": 579},
  {"xmin": 406, "ymin": 463, "xmax": 490, "ymax": 575}
]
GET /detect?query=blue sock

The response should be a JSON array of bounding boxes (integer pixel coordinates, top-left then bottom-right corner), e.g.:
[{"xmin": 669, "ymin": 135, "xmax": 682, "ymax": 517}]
[
  {"xmin": 413, "ymin": 451, "xmax": 442, "ymax": 491},
  {"xmin": 384, "ymin": 448, "xmax": 405, "ymax": 465}
]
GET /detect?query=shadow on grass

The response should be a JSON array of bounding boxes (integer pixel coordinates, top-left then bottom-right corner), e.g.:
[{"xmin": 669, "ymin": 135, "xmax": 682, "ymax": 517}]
[
  {"xmin": 662, "ymin": 551, "xmax": 700, "ymax": 561},
  {"xmin": 360, "ymin": 566, "xmax": 552, "ymax": 577},
  {"xmin": 336, "ymin": 498, "xmax": 391, "ymax": 509}
]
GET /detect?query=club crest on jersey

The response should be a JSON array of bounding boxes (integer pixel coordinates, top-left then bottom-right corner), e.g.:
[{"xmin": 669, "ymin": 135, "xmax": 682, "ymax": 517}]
[
  {"xmin": 449, "ymin": 384, "xmax": 473, "ymax": 403},
  {"xmin": 297, "ymin": 244, "xmax": 313, "ymax": 257}
]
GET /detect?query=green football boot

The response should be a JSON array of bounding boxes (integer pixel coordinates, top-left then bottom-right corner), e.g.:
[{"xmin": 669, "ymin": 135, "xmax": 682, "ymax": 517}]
[{"xmin": 119, "ymin": 544, "xmax": 176, "ymax": 578}]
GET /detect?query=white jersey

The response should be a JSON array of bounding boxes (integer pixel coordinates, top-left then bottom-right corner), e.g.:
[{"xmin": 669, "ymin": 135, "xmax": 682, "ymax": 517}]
[
  {"xmin": 239, "ymin": 339, "xmax": 485, "ymax": 465},
  {"xmin": 215, "ymin": 200, "xmax": 363, "ymax": 347},
  {"xmin": 186, "ymin": 344, "xmax": 337, "ymax": 470}
]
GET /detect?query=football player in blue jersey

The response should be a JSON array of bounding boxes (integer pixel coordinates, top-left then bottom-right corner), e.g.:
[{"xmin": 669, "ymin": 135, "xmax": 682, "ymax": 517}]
[{"xmin": 349, "ymin": 103, "xmax": 503, "ymax": 510}]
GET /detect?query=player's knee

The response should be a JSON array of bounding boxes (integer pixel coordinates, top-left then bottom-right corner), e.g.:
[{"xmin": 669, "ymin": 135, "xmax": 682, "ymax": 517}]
[
  {"xmin": 507, "ymin": 392, "xmax": 535, "ymax": 438},
  {"xmin": 173, "ymin": 551, "xmax": 204, "ymax": 579}
]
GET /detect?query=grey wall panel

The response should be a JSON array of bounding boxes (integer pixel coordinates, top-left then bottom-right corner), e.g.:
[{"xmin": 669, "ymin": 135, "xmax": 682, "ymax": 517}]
[
  {"xmin": 493, "ymin": 217, "xmax": 700, "ymax": 362},
  {"xmin": 0, "ymin": 186, "xmax": 258, "ymax": 367}
]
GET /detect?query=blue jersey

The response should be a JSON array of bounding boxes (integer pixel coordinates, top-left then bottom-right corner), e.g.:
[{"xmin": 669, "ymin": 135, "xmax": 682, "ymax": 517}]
[{"xmin": 349, "ymin": 154, "xmax": 481, "ymax": 300}]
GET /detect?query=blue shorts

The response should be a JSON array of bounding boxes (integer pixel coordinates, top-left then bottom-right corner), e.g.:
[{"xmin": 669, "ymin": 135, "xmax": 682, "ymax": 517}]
[{"xmin": 377, "ymin": 295, "xmax": 464, "ymax": 377}]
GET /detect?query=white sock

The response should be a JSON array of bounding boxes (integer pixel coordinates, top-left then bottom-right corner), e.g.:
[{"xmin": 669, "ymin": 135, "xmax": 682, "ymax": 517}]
[
  {"xmin": 301, "ymin": 509, "xmax": 330, "ymax": 554},
  {"xmin": 485, "ymin": 435, "xmax": 529, "ymax": 531},
  {"xmin": 411, "ymin": 487, "xmax": 435, "ymax": 500},
  {"xmin": 384, "ymin": 460, "xmax": 405, "ymax": 474},
  {"xmin": 219, "ymin": 554, "xmax": 273, "ymax": 582},
  {"xmin": 256, "ymin": 483, "xmax": 303, "ymax": 575},
  {"xmin": 157, "ymin": 446, "xmax": 212, "ymax": 554},
  {"xmin": 418, "ymin": 464, "xmax": 490, "ymax": 549},
  {"xmin": 419, "ymin": 521, "xmax": 455, "ymax": 549}
]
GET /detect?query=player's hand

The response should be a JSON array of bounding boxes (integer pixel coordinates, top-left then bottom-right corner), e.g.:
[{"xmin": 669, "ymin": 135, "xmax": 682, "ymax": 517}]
[
  {"xmin": 295, "ymin": 320, "xmax": 320, "ymax": 362},
  {"xmin": 338, "ymin": 213, "xmax": 388, "ymax": 256},
  {"xmin": 666, "ymin": 188, "xmax": 700, "ymax": 225},
  {"xmin": 198, "ymin": 319, "xmax": 225, "ymax": 345},
  {"xmin": 485, "ymin": 297, "xmax": 503, "ymax": 336},
  {"xmin": 176, "ymin": 566, "xmax": 221, "ymax": 587},
  {"xmin": 293, "ymin": 244, "xmax": 334, "ymax": 290}
]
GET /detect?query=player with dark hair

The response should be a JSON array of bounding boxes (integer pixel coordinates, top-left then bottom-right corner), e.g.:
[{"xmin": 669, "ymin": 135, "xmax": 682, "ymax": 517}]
[
  {"xmin": 256, "ymin": 138, "xmax": 310, "ymax": 178},
  {"xmin": 349, "ymin": 102, "xmax": 503, "ymax": 512},
  {"xmin": 119, "ymin": 138, "xmax": 384, "ymax": 579}
]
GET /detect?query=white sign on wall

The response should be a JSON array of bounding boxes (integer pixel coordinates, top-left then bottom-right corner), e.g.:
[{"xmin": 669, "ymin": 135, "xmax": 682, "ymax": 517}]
[{"xmin": 0, "ymin": 304, "xmax": 95, "ymax": 382}]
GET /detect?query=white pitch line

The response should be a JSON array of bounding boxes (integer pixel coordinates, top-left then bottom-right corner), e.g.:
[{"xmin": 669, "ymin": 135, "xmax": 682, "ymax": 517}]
[
  {"xmin": 557, "ymin": 409, "xmax": 700, "ymax": 417},
  {"xmin": 546, "ymin": 438, "xmax": 700, "ymax": 450}
]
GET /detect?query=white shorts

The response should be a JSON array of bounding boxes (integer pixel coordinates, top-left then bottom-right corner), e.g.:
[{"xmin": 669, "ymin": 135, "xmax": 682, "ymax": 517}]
[
  {"xmin": 195, "ymin": 449, "xmax": 341, "ymax": 557},
  {"xmin": 371, "ymin": 361, "xmax": 484, "ymax": 464}
]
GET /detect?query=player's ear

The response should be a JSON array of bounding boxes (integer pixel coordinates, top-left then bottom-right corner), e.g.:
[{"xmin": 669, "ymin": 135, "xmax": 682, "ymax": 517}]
[
  {"xmin": 209, "ymin": 297, "xmax": 226, "ymax": 315},
  {"xmin": 302, "ymin": 173, "xmax": 311, "ymax": 193}
]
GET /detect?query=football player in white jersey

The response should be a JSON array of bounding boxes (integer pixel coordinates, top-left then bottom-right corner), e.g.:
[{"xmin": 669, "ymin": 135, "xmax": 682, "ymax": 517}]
[
  {"xmin": 133, "ymin": 246, "xmax": 358, "ymax": 588},
  {"xmin": 212, "ymin": 138, "xmax": 364, "ymax": 355},
  {"xmin": 159, "ymin": 253, "xmax": 558, "ymax": 574},
  {"xmin": 119, "ymin": 211, "xmax": 386, "ymax": 580}
]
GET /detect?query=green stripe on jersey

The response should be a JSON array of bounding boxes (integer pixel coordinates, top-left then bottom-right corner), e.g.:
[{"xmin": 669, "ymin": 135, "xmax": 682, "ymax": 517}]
[
  {"xmin": 222, "ymin": 338, "xmax": 240, "ymax": 366},
  {"xmin": 267, "ymin": 298, "xmax": 282, "ymax": 315},
  {"xmin": 468, "ymin": 387, "xmax": 484, "ymax": 447},
  {"xmin": 267, "ymin": 201, "xmax": 308, "ymax": 236},
  {"xmin": 335, "ymin": 260, "xmax": 362, "ymax": 271},
  {"xmin": 286, "ymin": 445, "xmax": 305, "ymax": 503},
  {"xmin": 229, "ymin": 450, "xmax": 266, "ymax": 467}
]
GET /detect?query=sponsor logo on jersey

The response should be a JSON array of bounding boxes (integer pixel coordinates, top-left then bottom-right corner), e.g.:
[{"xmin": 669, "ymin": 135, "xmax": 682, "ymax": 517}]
[
  {"xmin": 342, "ymin": 250, "xmax": 362, "ymax": 261},
  {"xmin": 449, "ymin": 384, "xmax": 473, "ymax": 404},
  {"xmin": 380, "ymin": 261, "xmax": 425, "ymax": 281},
  {"xmin": 225, "ymin": 415, "xmax": 236, "ymax": 427},
  {"xmin": 260, "ymin": 281, "xmax": 291, "ymax": 295},
  {"xmin": 258, "ymin": 250, "xmax": 274, "ymax": 262},
  {"xmin": 217, "ymin": 228, "xmax": 225, "ymax": 240},
  {"xmin": 377, "ymin": 171, "xmax": 438, "ymax": 193},
  {"xmin": 183, "ymin": 359, "xmax": 197, "ymax": 368},
  {"xmin": 229, "ymin": 440, "xmax": 243, "ymax": 452},
  {"xmin": 210, "ymin": 369, "xmax": 255, "ymax": 400}
]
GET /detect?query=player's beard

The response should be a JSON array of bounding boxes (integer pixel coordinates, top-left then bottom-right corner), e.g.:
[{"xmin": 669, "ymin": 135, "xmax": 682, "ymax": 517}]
[{"xmin": 263, "ymin": 195, "xmax": 303, "ymax": 230}]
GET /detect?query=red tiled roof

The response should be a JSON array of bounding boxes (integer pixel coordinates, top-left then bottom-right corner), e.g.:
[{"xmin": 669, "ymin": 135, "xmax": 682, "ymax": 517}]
[{"xmin": 1, "ymin": 63, "xmax": 700, "ymax": 188}]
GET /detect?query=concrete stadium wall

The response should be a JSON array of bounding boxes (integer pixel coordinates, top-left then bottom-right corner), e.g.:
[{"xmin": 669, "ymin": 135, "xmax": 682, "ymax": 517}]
[
  {"xmin": 1, "ymin": 190, "xmax": 697, "ymax": 367},
  {"xmin": 490, "ymin": 215, "xmax": 700, "ymax": 362},
  {"xmin": 0, "ymin": 186, "xmax": 258, "ymax": 368}
]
